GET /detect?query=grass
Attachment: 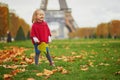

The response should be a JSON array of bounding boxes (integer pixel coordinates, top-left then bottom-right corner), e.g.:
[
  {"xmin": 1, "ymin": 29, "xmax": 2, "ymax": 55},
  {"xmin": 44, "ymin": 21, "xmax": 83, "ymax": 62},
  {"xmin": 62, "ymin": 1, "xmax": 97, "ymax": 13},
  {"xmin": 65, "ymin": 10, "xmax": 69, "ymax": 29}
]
[{"xmin": 0, "ymin": 39, "xmax": 120, "ymax": 80}]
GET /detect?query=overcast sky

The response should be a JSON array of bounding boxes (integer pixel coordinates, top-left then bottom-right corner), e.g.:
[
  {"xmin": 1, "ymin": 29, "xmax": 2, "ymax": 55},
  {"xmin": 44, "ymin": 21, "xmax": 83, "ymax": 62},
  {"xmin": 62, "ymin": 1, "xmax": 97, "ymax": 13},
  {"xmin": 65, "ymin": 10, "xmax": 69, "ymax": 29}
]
[{"xmin": 0, "ymin": 0, "xmax": 120, "ymax": 30}]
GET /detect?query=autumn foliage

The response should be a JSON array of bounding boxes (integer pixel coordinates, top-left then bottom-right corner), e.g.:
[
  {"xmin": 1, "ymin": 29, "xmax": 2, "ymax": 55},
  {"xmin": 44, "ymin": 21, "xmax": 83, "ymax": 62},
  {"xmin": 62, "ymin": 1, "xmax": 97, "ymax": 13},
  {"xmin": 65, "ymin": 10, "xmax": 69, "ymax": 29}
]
[
  {"xmin": 69, "ymin": 20, "xmax": 120, "ymax": 38},
  {"xmin": 0, "ymin": 3, "xmax": 120, "ymax": 39},
  {"xmin": 0, "ymin": 39, "xmax": 120, "ymax": 79},
  {"xmin": 0, "ymin": 3, "xmax": 9, "ymax": 38},
  {"xmin": 0, "ymin": 2, "xmax": 30, "ymax": 40},
  {"xmin": 9, "ymin": 12, "xmax": 30, "ymax": 39},
  {"xmin": 109, "ymin": 20, "xmax": 120, "ymax": 38},
  {"xmin": 0, "ymin": 46, "xmax": 69, "ymax": 79},
  {"xmin": 96, "ymin": 23, "xmax": 109, "ymax": 38},
  {"xmin": 9, "ymin": 12, "xmax": 20, "ymax": 38}
]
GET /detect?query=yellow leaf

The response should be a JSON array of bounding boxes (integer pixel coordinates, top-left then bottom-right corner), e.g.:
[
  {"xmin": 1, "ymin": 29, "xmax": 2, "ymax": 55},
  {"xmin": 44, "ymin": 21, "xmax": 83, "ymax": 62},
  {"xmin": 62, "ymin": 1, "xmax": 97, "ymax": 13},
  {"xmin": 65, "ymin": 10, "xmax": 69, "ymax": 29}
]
[
  {"xmin": 3, "ymin": 74, "xmax": 12, "ymax": 80},
  {"xmin": 80, "ymin": 65, "xmax": 89, "ymax": 71},
  {"xmin": 36, "ymin": 73, "xmax": 43, "ymax": 76},
  {"xmin": 27, "ymin": 78, "xmax": 35, "ymax": 80},
  {"xmin": 43, "ymin": 69, "xmax": 53, "ymax": 76}
]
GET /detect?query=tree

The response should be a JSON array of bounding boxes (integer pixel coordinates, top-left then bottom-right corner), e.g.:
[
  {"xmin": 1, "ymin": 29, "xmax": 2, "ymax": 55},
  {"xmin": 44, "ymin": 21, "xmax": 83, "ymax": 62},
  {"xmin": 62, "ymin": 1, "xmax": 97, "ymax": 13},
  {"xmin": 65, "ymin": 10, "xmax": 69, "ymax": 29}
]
[
  {"xmin": 19, "ymin": 18, "xmax": 30, "ymax": 37},
  {"xmin": 26, "ymin": 31, "xmax": 30, "ymax": 39},
  {"xmin": 9, "ymin": 12, "xmax": 20, "ymax": 38},
  {"xmin": 109, "ymin": 20, "xmax": 120, "ymax": 38},
  {"xmin": 9, "ymin": 12, "xmax": 30, "ymax": 38},
  {"xmin": 76, "ymin": 27, "xmax": 96, "ymax": 38},
  {"xmin": 15, "ymin": 26, "xmax": 26, "ymax": 41},
  {"xmin": 0, "ymin": 3, "xmax": 9, "ymax": 38},
  {"xmin": 96, "ymin": 23, "xmax": 109, "ymax": 38}
]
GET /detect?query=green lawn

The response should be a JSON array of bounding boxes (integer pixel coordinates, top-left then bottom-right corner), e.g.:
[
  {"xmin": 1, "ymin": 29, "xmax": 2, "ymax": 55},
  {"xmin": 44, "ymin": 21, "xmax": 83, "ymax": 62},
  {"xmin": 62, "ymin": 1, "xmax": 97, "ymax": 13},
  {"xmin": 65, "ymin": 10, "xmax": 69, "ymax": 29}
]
[{"xmin": 0, "ymin": 39, "xmax": 120, "ymax": 80}]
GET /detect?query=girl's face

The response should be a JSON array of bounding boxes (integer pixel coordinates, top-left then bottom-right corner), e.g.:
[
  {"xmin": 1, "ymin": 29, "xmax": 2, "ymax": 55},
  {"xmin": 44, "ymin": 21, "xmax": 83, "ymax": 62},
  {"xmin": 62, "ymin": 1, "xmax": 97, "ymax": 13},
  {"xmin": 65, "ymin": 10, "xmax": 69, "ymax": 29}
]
[{"xmin": 36, "ymin": 10, "xmax": 45, "ymax": 22}]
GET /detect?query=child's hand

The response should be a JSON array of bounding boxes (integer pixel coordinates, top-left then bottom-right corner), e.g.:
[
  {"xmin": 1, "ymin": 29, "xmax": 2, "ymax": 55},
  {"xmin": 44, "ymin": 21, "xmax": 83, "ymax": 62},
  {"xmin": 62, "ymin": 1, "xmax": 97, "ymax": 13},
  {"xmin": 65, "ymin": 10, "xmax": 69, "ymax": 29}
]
[
  {"xmin": 48, "ymin": 36, "xmax": 52, "ymax": 43},
  {"xmin": 33, "ymin": 37, "xmax": 40, "ymax": 43}
]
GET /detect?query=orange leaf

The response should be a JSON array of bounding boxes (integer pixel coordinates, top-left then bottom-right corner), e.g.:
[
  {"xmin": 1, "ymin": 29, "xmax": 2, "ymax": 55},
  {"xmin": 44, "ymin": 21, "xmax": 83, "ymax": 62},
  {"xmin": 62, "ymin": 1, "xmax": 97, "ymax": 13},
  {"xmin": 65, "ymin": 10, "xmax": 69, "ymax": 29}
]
[
  {"xmin": 3, "ymin": 74, "xmax": 12, "ymax": 80},
  {"xmin": 36, "ymin": 73, "xmax": 43, "ymax": 76}
]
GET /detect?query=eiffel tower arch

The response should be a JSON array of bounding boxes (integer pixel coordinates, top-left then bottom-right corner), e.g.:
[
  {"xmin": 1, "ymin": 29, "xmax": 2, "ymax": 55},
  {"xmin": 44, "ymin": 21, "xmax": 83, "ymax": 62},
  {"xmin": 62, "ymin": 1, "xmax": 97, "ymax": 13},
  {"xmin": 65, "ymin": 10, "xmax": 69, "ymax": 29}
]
[{"xmin": 40, "ymin": 0, "xmax": 78, "ymax": 38}]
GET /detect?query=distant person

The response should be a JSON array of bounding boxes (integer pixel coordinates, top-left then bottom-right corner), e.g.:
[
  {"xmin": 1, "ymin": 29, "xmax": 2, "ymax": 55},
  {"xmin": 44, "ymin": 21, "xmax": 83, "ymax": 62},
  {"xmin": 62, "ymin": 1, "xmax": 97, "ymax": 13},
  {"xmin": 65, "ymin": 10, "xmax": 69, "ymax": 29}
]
[
  {"xmin": 30, "ymin": 9, "xmax": 55, "ymax": 66},
  {"xmin": 7, "ymin": 31, "xmax": 12, "ymax": 43}
]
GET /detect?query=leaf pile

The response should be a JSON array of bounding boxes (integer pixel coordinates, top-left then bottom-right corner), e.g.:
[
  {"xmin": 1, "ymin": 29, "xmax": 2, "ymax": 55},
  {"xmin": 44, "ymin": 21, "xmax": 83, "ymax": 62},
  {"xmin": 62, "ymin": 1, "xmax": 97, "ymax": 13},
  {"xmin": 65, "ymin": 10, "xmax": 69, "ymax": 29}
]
[
  {"xmin": 36, "ymin": 66, "xmax": 68, "ymax": 79},
  {"xmin": 0, "ymin": 46, "xmax": 26, "ymax": 64}
]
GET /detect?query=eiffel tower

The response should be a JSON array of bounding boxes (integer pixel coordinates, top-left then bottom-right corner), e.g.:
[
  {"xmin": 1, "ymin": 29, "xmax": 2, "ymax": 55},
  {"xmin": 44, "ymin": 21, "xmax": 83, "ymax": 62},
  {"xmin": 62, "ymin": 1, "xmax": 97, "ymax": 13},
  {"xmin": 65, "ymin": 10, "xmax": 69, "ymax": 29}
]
[{"xmin": 40, "ymin": 0, "xmax": 78, "ymax": 38}]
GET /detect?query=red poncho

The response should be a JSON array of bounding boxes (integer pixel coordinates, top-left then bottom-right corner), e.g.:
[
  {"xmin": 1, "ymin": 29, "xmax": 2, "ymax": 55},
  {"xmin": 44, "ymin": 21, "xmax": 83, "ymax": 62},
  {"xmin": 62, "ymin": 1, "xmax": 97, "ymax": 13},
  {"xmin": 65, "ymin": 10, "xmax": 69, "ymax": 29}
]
[{"xmin": 30, "ymin": 21, "xmax": 51, "ymax": 44}]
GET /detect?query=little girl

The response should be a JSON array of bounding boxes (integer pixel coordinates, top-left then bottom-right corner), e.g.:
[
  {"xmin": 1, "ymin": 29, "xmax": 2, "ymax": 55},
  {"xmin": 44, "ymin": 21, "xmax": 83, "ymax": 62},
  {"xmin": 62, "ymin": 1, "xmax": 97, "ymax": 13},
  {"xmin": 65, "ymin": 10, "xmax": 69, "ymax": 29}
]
[{"xmin": 30, "ymin": 9, "xmax": 55, "ymax": 66}]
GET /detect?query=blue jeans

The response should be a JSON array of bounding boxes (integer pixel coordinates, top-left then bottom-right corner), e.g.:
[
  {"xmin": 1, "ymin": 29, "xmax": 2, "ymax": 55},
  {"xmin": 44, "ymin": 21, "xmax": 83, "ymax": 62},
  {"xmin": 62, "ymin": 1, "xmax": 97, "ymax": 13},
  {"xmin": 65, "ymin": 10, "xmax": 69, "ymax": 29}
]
[{"xmin": 34, "ymin": 43, "xmax": 53, "ymax": 65}]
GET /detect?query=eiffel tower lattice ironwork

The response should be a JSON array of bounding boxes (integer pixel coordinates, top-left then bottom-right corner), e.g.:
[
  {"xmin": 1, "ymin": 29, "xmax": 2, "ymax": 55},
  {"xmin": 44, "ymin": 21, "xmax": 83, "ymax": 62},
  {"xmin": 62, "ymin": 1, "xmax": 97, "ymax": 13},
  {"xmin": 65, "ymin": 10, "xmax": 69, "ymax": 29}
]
[{"xmin": 40, "ymin": 0, "xmax": 78, "ymax": 38}]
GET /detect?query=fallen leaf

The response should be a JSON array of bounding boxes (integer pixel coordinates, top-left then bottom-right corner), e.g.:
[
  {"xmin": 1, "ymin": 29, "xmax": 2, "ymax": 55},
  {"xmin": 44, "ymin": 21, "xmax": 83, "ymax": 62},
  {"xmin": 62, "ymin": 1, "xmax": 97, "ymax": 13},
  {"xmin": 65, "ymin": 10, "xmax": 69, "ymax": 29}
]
[
  {"xmin": 115, "ymin": 71, "xmax": 120, "ymax": 75},
  {"xmin": 27, "ymin": 78, "xmax": 35, "ymax": 80},
  {"xmin": 36, "ymin": 73, "xmax": 43, "ymax": 76},
  {"xmin": 80, "ymin": 65, "xmax": 89, "ymax": 71},
  {"xmin": 10, "ymin": 69, "xmax": 20, "ymax": 76},
  {"xmin": 43, "ymin": 69, "xmax": 53, "ymax": 76},
  {"xmin": 61, "ymin": 69, "xmax": 68, "ymax": 74},
  {"xmin": 3, "ymin": 74, "xmax": 12, "ymax": 80}
]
